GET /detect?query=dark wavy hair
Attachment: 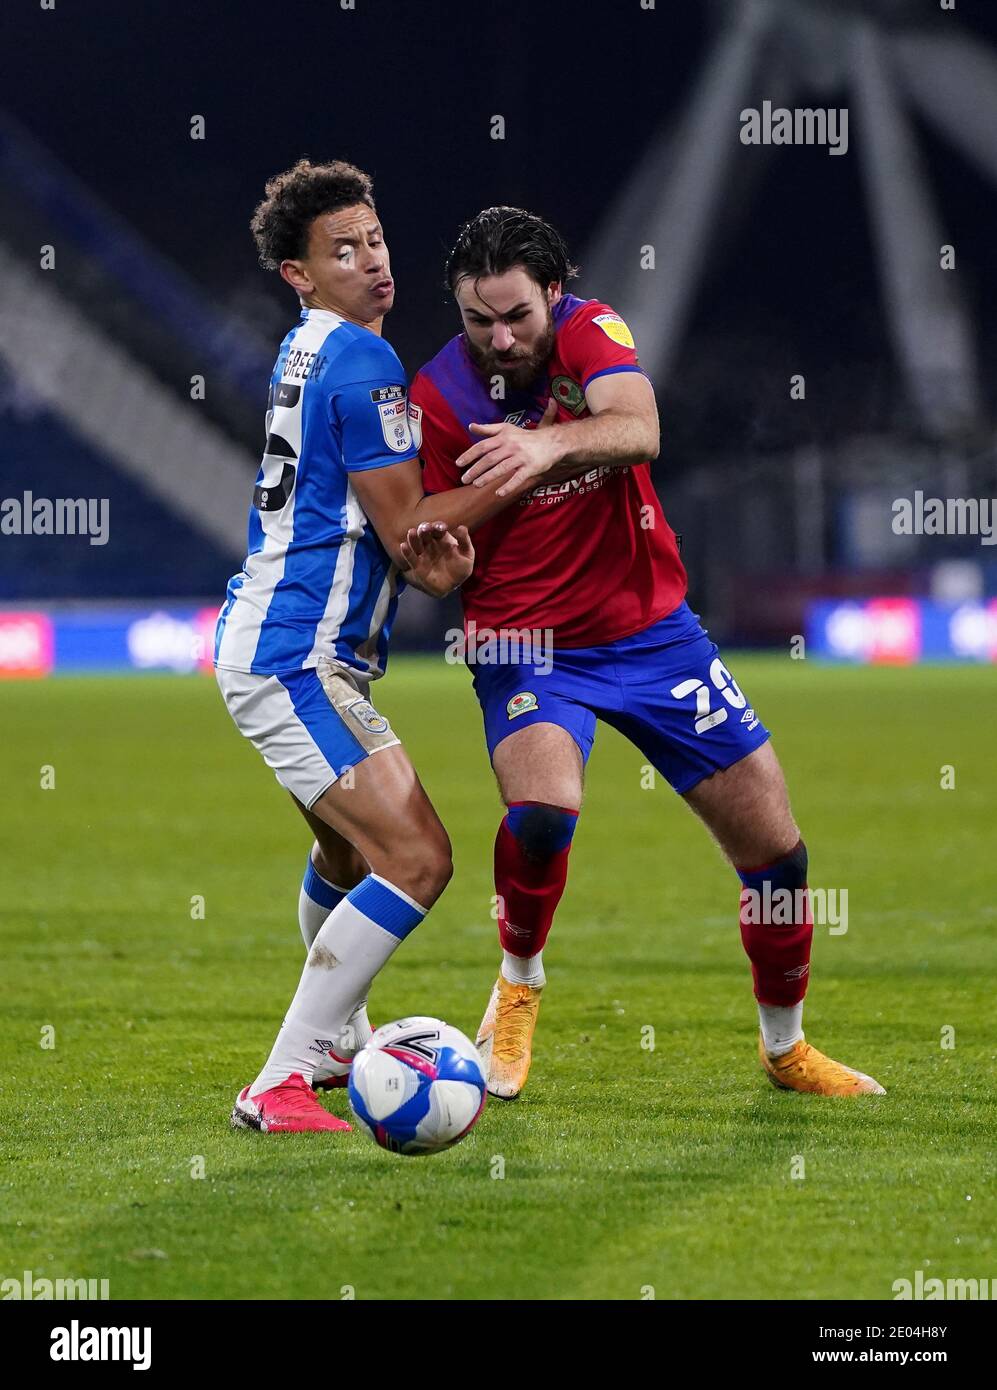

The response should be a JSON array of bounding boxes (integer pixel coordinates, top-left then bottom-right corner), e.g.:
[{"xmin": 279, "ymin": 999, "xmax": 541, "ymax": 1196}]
[
  {"xmin": 446, "ymin": 206, "xmax": 579, "ymax": 296},
  {"xmin": 250, "ymin": 158, "xmax": 374, "ymax": 269}
]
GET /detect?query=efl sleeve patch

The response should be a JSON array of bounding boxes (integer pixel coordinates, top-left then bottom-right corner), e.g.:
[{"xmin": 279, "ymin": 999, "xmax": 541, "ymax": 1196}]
[
  {"xmin": 592, "ymin": 312, "xmax": 635, "ymax": 349},
  {"xmin": 333, "ymin": 378, "xmax": 418, "ymax": 470},
  {"xmin": 377, "ymin": 394, "xmax": 414, "ymax": 453}
]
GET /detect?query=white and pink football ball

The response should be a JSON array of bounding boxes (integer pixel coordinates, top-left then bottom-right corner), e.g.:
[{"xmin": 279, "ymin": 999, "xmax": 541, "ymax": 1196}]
[{"xmin": 347, "ymin": 1017, "xmax": 487, "ymax": 1156}]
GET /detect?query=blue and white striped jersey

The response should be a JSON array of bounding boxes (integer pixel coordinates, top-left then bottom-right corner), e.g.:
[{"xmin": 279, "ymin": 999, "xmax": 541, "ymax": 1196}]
[{"xmin": 214, "ymin": 307, "xmax": 418, "ymax": 678}]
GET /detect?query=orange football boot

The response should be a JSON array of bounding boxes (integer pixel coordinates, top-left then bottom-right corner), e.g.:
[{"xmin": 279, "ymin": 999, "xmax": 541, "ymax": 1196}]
[
  {"xmin": 476, "ymin": 977, "xmax": 544, "ymax": 1099},
  {"xmin": 759, "ymin": 1035, "xmax": 885, "ymax": 1095}
]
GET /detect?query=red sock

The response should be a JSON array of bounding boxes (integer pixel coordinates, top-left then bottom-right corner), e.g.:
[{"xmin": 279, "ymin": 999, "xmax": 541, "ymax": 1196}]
[
  {"xmin": 736, "ymin": 841, "xmax": 813, "ymax": 1006},
  {"xmin": 494, "ymin": 802, "xmax": 578, "ymax": 957}
]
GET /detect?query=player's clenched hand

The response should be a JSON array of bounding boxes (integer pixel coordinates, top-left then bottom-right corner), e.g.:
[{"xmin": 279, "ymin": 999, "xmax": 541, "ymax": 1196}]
[
  {"xmin": 398, "ymin": 521, "xmax": 474, "ymax": 597},
  {"xmin": 459, "ymin": 397, "xmax": 560, "ymax": 496}
]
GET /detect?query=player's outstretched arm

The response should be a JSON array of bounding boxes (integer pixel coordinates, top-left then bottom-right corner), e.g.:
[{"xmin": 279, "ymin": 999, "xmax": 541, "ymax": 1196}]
[
  {"xmin": 459, "ymin": 373, "xmax": 660, "ymax": 495},
  {"xmin": 347, "ymin": 453, "xmax": 525, "ymax": 567},
  {"xmin": 349, "ymin": 456, "xmax": 523, "ymax": 577}
]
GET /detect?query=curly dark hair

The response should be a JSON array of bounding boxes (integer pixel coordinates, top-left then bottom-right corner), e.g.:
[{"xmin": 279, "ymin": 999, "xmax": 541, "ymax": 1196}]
[
  {"xmin": 446, "ymin": 206, "xmax": 578, "ymax": 296},
  {"xmin": 250, "ymin": 158, "xmax": 375, "ymax": 269}
]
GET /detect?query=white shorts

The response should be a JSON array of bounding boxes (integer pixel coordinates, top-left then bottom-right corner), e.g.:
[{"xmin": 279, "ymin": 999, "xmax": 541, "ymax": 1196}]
[{"xmin": 216, "ymin": 656, "xmax": 400, "ymax": 809}]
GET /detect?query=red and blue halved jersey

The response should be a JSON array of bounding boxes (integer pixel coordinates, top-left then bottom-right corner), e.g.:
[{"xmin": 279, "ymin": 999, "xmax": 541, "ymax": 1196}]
[{"xmin": 410, "ymin": 295, "xmax": 687, "ymax": 648}]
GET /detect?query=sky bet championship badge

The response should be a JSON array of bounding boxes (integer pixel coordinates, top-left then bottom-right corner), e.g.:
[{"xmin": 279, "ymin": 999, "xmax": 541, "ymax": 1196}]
[
  {"xmin": 592, "ymin": 312, "xmax": 635, "ymax": 348},
  {"xmin": 507, "ymin": 691, "xmax": 538, "ymax": 719},
  {"xmin": 370, "ymin": 384, "xmax": 413, "ymax": 453}
]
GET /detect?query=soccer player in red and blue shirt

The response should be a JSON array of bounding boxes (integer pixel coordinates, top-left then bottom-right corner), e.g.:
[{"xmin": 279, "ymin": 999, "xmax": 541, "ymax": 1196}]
[{"xmin": 410, "ymin": 207, "xmax": 884, "ymax": 1101}]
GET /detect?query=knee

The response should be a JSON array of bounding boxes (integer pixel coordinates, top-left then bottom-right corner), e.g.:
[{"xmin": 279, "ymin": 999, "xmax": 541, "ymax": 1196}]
[
  {"xmin": 424, "ymin": 840, "xmax": 455, "ymax": 901},
  {"xmin": 505, "ymin": 802, "xmax": 579, "ymax": 863},
  {"xmin": 737, "ymin": 838, "xmax": 807, "ymax": 890},
  {"xmin": 410, "ymin": 846, "xmax": 453, "ymax": 908},
  {"xmin": 385, "ymin": 831, "xmax": 453, "ymax": 908},
  {"xmin": 313, "ymin": 839, "xmax": 367, "ymax": 890}
]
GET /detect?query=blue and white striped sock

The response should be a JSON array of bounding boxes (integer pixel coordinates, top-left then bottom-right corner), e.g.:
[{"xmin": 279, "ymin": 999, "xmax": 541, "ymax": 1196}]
[
  {"xmin": 300, "ymin": 858, "xmax": 372, "ymax": 1075},
  {"xmin": 251, "ymin": 873, "xmax": 426, "ymax": 1095},
  {"xmin": 299, "ymin": 855, "xmax": 348, "ymax": 949}
]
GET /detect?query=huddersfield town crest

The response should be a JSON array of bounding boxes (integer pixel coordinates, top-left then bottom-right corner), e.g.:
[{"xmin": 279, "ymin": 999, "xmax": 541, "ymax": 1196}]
[{"xmin": 349, "ymin": 700, "xmax": 390, "ymax": 734}]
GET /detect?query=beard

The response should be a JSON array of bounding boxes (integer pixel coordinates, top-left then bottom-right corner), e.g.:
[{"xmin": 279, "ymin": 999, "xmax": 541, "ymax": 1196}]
[{"xmin": 465, "ymin": 311, "xmax": 556, "ymax": 393}]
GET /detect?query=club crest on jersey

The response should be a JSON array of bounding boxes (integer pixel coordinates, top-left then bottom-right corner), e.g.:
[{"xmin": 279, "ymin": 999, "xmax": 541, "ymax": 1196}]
[
  {"xmin": 348, "ymin": 699, "xmax": 390, "ymax": 735},
  {"xmin": 551, "ymin": 375, "xmax": 586, "ymax": 416},
  {"xmin": 592, "ymin": 313, "xmax": 635, "ymax": 349},
  {"xmin": 506, "ymin": 691, "xmax": 538, "ymax": 719},
  {"xmin": 377, "ymin": 396, "xmax": 413, "ymax": 453}
]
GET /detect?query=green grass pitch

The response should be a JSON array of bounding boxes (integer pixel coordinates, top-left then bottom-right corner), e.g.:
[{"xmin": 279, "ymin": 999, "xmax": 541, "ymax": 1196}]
[{"xmin": 1, "ymin": 656, "xmax": 995, "ymax": 1300}]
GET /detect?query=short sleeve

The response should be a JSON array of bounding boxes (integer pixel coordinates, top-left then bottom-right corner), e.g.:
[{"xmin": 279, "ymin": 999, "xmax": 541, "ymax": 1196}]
[
  {"xmin": 330, "ymin": 378, "xmax": 419, "ymax": 472},
  {"xmin": 409, "ymin": 371, "xmax": 466, "ymax": 494},
  {"xmin": 557, "ymin": 300, "xmax": 646, "ymax": 392}
]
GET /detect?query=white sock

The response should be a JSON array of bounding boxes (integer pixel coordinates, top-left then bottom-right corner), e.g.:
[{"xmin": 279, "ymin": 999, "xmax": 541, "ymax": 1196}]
[
  {"xmin": 298, "ymin": 853, "xmax": 350, "ymax": 948},
  {"xmin": 311, "ymin": 995, "xmax": 373, "ymax": 1076},
  {"xmin": 298, "ymin": 856, "xmax": 371, "ymax": 1049},
  {"xmin": 759, "ymin": 1002, "xmax": 804, "ymax": 1057},
  {"xmin": 343, "ymin": 997, "xmax": 373, "ymax": 1049},
  {"xmin": 251, "ymin": 874, "xmax": 426, "ymax": 1095},
  {"xmin": 501, "ymin": 949, "xmax": 546, "ymax": 989}
]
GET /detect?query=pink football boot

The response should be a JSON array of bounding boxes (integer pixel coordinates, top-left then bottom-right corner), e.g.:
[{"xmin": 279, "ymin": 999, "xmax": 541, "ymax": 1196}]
[{"xmin": 231, "ymin": 1073, "xmax": 352, "ymax": 1133}]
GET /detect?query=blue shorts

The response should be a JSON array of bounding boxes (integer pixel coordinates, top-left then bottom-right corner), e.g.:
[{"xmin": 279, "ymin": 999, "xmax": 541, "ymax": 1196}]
[{"xmin": 470, "ymin": 602, "xmax": 770, "ymax": 795}]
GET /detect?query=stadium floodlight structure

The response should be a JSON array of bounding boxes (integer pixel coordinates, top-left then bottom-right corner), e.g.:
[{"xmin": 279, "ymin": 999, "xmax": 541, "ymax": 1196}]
[{"xmin": 585, "ymin": 0, "xmax": 994, "ymax": 442}]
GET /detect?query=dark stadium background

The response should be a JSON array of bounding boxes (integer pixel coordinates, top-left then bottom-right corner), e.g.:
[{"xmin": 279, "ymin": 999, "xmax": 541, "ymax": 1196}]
[
  {"xmin": 2, "ymin": 0, "xmax": 997, "ymax": 660},
  {"xmin": 3, "ymin": 2, "xmax": 997, "ymax": 1315}
]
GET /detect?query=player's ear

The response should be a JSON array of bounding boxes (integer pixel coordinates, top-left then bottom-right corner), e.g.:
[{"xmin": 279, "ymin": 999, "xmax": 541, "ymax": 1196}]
[
  {"xmin": 280, "ymin": 259, "xmax": 313, "ymax": 295},
  {"xmin": 546, "ymin": 281, "xmax": 562, "ymax": 307}
]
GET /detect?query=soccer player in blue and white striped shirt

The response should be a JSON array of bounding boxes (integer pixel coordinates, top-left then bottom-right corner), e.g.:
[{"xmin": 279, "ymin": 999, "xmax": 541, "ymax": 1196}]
[{"xmin": 216, "ymin": 160, "xmax": 524, "ymax": 1132}]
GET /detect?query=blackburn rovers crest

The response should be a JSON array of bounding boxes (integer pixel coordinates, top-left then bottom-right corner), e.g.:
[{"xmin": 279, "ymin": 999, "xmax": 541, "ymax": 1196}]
[
  {"xmin": 550, "ymin": 376, "xmax": 586, "ymax": 417},
  {"xmin": 507, "ymin": 692, "xmax": 538, "ymax": 719}
]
